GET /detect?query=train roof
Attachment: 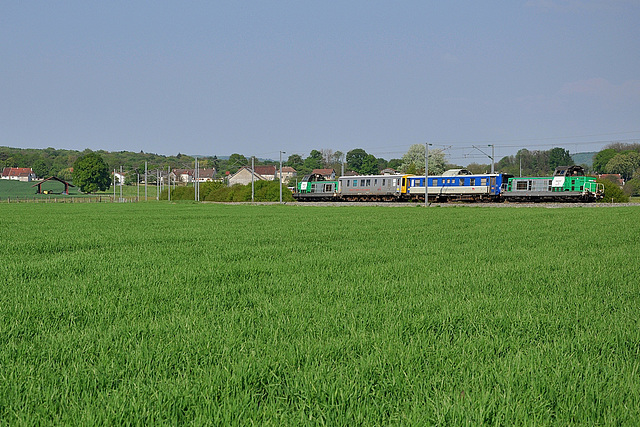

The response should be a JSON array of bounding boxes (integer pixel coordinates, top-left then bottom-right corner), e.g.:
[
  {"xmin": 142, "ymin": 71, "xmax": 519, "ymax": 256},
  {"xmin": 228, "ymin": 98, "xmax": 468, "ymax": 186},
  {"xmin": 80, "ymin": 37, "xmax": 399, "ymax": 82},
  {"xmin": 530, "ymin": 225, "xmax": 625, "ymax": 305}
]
[
  {"xmin": 338, "ymin": 174, "xmax": 407, "ymax": 179},
  {"xmin": 442, "ymin": 169, "xmax": 473, "ymax": 176}
]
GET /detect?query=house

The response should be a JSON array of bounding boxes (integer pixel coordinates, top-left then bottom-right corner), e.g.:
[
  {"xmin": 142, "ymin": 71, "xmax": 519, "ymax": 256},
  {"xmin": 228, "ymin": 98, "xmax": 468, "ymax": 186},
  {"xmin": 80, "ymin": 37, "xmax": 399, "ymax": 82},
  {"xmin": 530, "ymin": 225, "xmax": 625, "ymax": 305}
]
[
  {"xmin": 172, "ymin": 169, "xmax": 194, "ymax": 184},
  {"xmin": 278, "ymin": 166, "xmax": 297, "ymax": 182},
  {"xmin": 312, "ymin": 169, "xmax": 336, "ymax": 180},
  {"xmin": 598, "ymin": 174, "xmax": 624, "ymax": 187},
  {"xmin": 381, "ymin": 168, "xmax": 397, "ymax": 175},
  {"xmin": 1, "ymin": 167, "xmax": 37, "ymax": 182},
  {"xmin": 228, "ymin": 166, "xmax": 267, "ymax": 186},
  {"xmin": 112, "ymin": 171, "xmax": 126, "ymax": 186},
  {"xmin": 195, "ymin": 168, "xmax": 216, "ymax": 182},
  {"xmin": 254, "ymin": 165, "xmax": 277, "ymax": 181}
]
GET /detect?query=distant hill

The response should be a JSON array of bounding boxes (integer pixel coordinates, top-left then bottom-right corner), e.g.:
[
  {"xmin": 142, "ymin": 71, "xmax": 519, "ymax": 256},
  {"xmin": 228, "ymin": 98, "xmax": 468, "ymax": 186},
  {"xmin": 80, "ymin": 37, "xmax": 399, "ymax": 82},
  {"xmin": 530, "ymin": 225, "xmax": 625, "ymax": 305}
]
[{"xmin": 571, "ymin": 152, "xmax": 596, "ymax": 167}]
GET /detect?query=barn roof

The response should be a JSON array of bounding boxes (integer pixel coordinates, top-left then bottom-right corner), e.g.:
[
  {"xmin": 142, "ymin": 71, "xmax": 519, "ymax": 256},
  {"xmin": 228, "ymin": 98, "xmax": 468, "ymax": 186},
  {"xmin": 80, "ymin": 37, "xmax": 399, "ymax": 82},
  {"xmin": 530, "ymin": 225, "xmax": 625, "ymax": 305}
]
[{"xmin": 31, "ymin": 176, "xmax": 75, "ymax": 187}]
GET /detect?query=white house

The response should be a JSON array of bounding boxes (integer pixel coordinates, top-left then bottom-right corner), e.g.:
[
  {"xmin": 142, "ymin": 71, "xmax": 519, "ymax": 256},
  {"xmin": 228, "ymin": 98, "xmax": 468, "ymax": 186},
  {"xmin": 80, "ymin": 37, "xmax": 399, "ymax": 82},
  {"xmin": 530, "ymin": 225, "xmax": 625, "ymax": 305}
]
[
  {"xmin": 1, "ymin": 167, "xmax": 37, "ymax": 182},
  {"xmin": 112, "ymin": 171, "xmax": 126, "ymax": 186},
  {"xmin": 228, "ymin": 167, "xmax": 267, "ymax": 186},
  {"xmin": 278, "ymin": 166, "xmax": 297, "ymax": 182}
]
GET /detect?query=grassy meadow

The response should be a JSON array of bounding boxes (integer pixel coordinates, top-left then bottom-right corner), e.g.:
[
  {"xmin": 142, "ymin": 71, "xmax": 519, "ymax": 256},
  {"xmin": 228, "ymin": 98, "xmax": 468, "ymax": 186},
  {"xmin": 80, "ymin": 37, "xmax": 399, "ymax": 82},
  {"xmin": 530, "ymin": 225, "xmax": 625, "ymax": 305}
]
[{"xmin": 1, "ymin": 203, "xmax": 639, "ymax": 424}]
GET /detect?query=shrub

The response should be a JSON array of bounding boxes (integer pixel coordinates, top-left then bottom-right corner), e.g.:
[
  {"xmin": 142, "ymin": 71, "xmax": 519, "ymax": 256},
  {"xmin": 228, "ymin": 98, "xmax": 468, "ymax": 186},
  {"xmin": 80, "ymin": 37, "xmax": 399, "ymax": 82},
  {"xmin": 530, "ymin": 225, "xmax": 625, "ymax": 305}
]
[{"xmin": 597, "ymin": 178, "xmax": 629, "ymax": 203}]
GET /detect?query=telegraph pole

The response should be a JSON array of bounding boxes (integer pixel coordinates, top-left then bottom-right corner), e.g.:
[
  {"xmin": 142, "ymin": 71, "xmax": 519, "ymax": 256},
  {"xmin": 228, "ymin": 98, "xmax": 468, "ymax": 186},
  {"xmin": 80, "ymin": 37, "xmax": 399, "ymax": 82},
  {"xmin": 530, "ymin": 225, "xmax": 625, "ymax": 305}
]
[
  {"xmin": 280, "ymin": 151, "xmax": 285, "ymax": 203},
  {"xmin": 145, "ymin": 161, "xmax": 148, "ymax": 201},
  {"xmin": 489, "ymin": 144, "xmax": 495, "ymax": 174},
  {"xmin": 425, "ymin": 143, "xmax": 432, "ymax": 207},
  {"xmin": 119, "ymin": 166, "xmax": 123, "ymax": 202},
  {"xmin": 251, "ymin": 156, "xmax": 255, "ymax": 202}
]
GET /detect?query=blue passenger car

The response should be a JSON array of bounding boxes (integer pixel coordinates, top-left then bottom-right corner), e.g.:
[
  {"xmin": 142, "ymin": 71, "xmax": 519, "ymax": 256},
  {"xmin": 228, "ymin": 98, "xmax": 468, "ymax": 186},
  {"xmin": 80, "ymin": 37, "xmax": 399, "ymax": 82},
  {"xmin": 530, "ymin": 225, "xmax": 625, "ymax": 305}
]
[{"xmin": 407, "ymin": 169, "xmax": 512, "ymax": 202}]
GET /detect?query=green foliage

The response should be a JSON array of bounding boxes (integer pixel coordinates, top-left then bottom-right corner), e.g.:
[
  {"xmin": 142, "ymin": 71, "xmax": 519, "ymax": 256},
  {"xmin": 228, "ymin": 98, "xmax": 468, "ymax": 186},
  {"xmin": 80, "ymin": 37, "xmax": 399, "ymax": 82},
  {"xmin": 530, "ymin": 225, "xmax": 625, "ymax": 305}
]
[
  {"xmin": 401, "ymin": 144, "xmax": 447, "ymax": 175},
  {"xmin": 346, "ymin": 148, "xmax": 367, "ymax": 172},
  {"xmin": 387, "ymin": 158, "xmax": 402, "ymax": 171},
  {"xmin": 624, "ymin": 179, "xmax": 640, "ymax": 196},
  {"xmin": 31, "ymin": 159, "xmax": 49, "ymax": 178},
  {"xmin": 285, "ymin": 154, "xmax": 303, "ymax": 171},
  {"xmin": 303, "ymin": 150, "xmax": 323, "ymax": 173},
  {"xmin": 1, "ymin": 204, "xmax": 639, "ymax": 424},
  {"xmin": 161, "ymin": 181, "xmax": 294, "ymax": 202},
  {"xmin": 605, "ymin": 152, "xmax": 640, "ymax": 181},
  {"xmin": 592, "ymin": 149, "xmax": 617, "ymax": 174},
  {"xmin": 72, "ymin": 152, "xmax": 111, "ymax": 193},
  {"xmin": 498, "ymin": 147, "xmax": 575, "ymax": 176},
  {"xmin": 596, "ymin": 178, "xmax": 629, "ymax": 203},
  {"xmin": 548, "ymin": 147, "xmax": 573, "ymax": 170}
]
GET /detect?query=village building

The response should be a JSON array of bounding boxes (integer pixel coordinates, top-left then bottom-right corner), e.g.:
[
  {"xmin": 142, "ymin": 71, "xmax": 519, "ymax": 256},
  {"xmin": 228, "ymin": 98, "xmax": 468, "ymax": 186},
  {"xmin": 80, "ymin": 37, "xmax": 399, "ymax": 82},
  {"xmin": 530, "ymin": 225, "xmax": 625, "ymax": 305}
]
[
  {"xmin": 279, "ymin": 166, "xmax": 297, "ymax": 182},
  {"xmin": 312, "ymin": 169, "xmax": 336, "ymax": 180},
  {"xmin": 112, "ymin": 170, "xmax": 126, "ymax": 186},
  {"xmin": 228, "ymin": 166, "xmax": 266, "ymax": 186},
  {"xmin": 169, "ymin": 168, "xmax": 217, "ymax": 184},
  {"xmin": 1, "ymin": 167, "xmax": 37, "ymax": 182},
  {"xmin": 598, "ymin": 173, "xmax": 624, "ymax": 187}
]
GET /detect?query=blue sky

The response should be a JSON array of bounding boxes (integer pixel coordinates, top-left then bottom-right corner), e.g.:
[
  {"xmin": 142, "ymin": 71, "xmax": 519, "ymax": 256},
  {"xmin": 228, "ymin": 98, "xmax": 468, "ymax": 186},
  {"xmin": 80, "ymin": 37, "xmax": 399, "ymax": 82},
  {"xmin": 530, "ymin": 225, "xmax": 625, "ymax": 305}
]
[{"xmin": 1, "ymin": 1, "xmax": 639, "ymax": 164}]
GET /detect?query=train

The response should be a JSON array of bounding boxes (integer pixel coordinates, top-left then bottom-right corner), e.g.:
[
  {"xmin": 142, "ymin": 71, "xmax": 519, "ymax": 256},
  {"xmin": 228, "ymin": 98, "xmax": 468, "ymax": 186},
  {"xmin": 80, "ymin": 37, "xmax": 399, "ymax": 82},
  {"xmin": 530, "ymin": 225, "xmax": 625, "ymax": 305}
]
[{"xmin": 292, "ymin": 165, "xmax": 604, "ymax": 203}]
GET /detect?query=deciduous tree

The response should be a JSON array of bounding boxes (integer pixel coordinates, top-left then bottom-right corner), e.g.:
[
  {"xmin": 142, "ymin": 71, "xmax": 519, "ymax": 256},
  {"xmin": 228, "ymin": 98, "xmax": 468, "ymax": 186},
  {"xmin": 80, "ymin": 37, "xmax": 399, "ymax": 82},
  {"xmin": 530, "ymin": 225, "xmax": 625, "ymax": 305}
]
[{"xmin": 72, "ymin": 152, "xmax": 111, "ymax": 193}]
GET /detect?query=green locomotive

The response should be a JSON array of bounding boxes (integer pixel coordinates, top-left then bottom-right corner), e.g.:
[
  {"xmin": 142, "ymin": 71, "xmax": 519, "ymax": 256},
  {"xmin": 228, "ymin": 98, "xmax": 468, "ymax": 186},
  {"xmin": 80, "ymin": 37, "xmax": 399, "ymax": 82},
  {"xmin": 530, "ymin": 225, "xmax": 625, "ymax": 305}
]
[
  {"xmin": 502, "ymin": 165, "xmax": 604, "ymax": 202},
  {"xmin": 293, "ymin": 173, "xmax": 340, "ymax": 201}
]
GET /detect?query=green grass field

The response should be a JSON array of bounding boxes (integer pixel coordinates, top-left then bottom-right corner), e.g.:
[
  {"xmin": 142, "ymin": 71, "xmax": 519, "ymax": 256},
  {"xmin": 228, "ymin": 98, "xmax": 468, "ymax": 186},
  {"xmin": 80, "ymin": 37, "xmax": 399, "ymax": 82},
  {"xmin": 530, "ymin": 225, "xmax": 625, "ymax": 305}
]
[
  {"xmin": 0, "ymin": 179, "xmax": 160, "ymax": 200},
  {"xmin": 0, "ymin": 179, "xmax": 84, "ymax": 198},
  {"xmin": 1, "ymin": 203, "xmax": 639, "ymax": 424}
]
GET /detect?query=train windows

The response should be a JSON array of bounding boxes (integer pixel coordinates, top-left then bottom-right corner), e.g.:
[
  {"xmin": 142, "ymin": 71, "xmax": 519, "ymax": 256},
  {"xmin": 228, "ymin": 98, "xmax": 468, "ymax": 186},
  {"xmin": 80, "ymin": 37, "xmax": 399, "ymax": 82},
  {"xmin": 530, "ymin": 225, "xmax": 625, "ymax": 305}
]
[
  {"xmin": 361, "ymin": 179, "xmax": 365, "ymax": 186},
  {"xmin": 481, "ymin": 178, "xmax": 488, "ymax": 185},
  {"xmin": 353, "ymin": 180, "xmax": 358, "ymax": 187},
  {"xmin": 366, "ymin": 179, "xmax": 371, "ymax": 186},
  {"xmin": 382, "ymin": 179, "xmax": 386, "ymax": 186},
  {"xmin": 374, "ymin": 179, "xmax": 378, "ymax": 185},
  {"xmin": 516, "ymin": 181, "xmax": 528, "ymax": 190},
  {"xmin": 346, "ymin": 180, "xmax": 350, "ymax": 187},
  {"xmin": 459, "ymin": 179, "xmax": 465, "ymax": 186}
]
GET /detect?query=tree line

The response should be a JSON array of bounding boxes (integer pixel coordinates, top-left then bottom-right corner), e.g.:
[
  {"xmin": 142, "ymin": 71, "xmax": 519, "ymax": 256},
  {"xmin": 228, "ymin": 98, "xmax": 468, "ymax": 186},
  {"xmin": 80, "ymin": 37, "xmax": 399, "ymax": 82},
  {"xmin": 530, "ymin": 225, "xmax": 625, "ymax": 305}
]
[{"xmin": 3, "ymin": 142, "xmax": 639, "ymax": 196}]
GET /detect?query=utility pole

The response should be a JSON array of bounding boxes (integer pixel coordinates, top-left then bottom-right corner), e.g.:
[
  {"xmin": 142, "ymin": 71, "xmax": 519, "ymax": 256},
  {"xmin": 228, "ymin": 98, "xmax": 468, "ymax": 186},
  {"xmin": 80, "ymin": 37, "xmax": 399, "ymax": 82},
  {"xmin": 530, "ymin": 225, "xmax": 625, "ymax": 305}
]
[
  {"xmin": 251, "ymin": 156, "xmax": 255, "ymax": 203},
  {"xmin": 425, "ymin": 143, "xmax": 432, "ymax": 207},
  {"xmin": 145, "ymin": 161, "xmax": 148, "ymax": 201},
  {"xmin": 119, "ymin": 166, "xmax": 123, "ymax": 202},
  {"xmin": 280, "ymin": 151, "xmax": 286, "ymax": 204},
  {"xmin": 137, "ymin": 173, "xmax": 139, "ymax": 201},
  {"xmin": 113, "ymin": 169, "xmax": 116, "ymax": 200},
  {"xmin": 489, "ymin": 144, "xmax": 495, "ymax": 174}
]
